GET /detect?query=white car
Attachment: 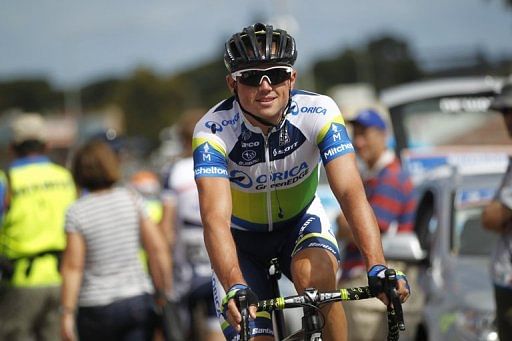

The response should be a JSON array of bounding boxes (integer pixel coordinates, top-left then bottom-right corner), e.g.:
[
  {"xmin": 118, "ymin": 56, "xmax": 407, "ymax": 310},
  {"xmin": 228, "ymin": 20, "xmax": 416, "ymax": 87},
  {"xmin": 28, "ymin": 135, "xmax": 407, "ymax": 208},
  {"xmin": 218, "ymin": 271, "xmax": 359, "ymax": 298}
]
[{"xmin": 383, "ymin": 165, "xmax": 502, "ymax": 341}]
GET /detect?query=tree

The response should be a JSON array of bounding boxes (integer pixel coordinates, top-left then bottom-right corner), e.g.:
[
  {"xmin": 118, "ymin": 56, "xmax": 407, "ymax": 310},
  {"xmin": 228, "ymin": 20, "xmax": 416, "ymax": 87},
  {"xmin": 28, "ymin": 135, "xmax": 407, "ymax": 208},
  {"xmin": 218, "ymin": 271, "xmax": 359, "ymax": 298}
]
[
  {"xmin": 0, "ymin": 79, "xmax": 63, "ymax": 112},
  {"xmin": 113, "ymin": 67, "xmax": 185, "ymax": 145},
  {"xmin": 312, "ymin": 34, "xmax": 422, "ymax": 93},
  {"xmin": 365, "ymin": 36, "xmax": 423, "ymax": 90}
]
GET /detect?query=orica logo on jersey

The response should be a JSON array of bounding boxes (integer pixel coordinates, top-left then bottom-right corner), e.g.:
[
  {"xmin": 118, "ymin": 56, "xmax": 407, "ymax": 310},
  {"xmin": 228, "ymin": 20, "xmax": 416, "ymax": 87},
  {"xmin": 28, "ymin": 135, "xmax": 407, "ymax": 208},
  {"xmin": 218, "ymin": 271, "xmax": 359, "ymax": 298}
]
[
  {"xmin": 204, "ymin": 112, "xmax": 241, "ymax": 132},
  {"xmin": 229, "ymin": 162, "xmax": 310, "ymax": 190},
  {"xmin": 290, "ymin": 100, "xmax": 299, "ymax": 115},
  {"xmin": 229, "ymin": 170, "xmax": 252, "ymax": 188},
  {"xmin": 205, "ymin": 121, "xmax": 223, "ymax": 133},
  {"xmin": 255, "ymin": 162, "xmax": 309, "ymax": 190},
  {"xmin": 291, "ymin": 103, "xmax": 327, "ymax": 116}
]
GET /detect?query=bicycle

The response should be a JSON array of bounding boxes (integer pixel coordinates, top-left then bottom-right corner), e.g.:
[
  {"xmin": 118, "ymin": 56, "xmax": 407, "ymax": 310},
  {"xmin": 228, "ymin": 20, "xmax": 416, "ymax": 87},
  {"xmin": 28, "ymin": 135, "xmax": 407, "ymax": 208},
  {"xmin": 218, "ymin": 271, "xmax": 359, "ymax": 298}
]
[{"xmin": 236, "ymin": 258, "xmax": 405, "ymax": 341}]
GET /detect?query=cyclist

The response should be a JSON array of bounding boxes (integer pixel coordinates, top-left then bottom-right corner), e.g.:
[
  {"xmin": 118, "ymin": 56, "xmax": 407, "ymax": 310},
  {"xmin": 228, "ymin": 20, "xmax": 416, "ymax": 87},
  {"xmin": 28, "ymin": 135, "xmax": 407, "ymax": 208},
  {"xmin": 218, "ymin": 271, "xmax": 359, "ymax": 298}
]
[{"xmin": 193, "ymin": 23, "xmax": 410, "ymax": 341}]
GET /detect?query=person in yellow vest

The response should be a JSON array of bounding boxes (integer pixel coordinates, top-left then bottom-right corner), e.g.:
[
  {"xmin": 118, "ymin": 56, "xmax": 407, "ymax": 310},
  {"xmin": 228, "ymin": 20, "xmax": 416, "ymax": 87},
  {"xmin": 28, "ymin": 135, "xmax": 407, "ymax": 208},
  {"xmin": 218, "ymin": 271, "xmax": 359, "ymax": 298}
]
[
  {"xmin": 0, "ymin": 170, "xmax": 6, "ymax": 224},
  {"xmin": 129, "ymin": 170, "xmax": 165, "ymax": 273},
  {"xmin": 0, "ymin": 113, "xmax": 77, "ymax": 341},
  {"xmin": 130, "ymin": 170, "xmax": 164, "ymax": 224}
]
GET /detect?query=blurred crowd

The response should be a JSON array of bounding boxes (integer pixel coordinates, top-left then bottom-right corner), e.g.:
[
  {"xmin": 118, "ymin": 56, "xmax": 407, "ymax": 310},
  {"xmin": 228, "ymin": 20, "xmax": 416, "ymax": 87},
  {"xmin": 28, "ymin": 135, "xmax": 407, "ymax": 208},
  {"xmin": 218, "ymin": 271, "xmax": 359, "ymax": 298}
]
[
  {"xmin": 0, "ymin": 77, "xmax": 511, "ymax": 341},
  {"xmin": 0, "ymin": 111, "xmax": 223, "ymax": 341}
]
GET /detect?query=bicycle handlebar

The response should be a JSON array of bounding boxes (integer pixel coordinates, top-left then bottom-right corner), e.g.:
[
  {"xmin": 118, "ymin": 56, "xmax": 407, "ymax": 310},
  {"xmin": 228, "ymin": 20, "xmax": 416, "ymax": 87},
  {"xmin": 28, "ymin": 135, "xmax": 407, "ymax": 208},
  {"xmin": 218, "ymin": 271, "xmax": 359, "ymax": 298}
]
[
  {"xmin": 256, "ymin": 286, "xmax": 373, "ymax": 312},
  {"xmin": 237, "ymin": 270, "xmax": 405, "ymax": 341}
]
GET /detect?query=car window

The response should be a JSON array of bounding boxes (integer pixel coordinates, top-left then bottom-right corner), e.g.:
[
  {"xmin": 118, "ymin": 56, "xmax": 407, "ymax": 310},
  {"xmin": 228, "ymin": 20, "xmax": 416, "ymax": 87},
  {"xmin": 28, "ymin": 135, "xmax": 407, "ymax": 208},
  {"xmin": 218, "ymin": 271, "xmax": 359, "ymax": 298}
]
[
  {"xmin": 401, "ymin": 98, "xmax": 508, "ymax": 149},
  {"xmin": 452, "ymin": 207, "xmax": 497, "ymax": 256}
]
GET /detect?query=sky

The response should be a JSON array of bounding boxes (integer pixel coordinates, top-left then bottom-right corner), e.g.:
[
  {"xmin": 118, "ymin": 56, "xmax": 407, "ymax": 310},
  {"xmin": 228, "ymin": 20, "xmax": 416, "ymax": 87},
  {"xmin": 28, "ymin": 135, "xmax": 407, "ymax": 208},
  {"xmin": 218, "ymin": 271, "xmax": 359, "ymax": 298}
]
[{"xmin": 1, "ymin": 0, "xmax": 511, "ymax": 88}]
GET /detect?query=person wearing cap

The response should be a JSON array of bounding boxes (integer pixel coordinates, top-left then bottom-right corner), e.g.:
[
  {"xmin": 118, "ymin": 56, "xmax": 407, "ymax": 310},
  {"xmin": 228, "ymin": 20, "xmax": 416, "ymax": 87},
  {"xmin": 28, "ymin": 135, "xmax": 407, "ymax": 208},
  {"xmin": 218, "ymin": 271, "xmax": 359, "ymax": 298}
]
[
  {"xmin": 336, "ymin": 108, "xmax": 417, "ymax": 340},
  {"xmin": 482, "ymin": 80, "xmax": 512, "ymax": 340},
  {"xmin": 0, "ymin": 113, "xmax": 77, "ymax": 340}
]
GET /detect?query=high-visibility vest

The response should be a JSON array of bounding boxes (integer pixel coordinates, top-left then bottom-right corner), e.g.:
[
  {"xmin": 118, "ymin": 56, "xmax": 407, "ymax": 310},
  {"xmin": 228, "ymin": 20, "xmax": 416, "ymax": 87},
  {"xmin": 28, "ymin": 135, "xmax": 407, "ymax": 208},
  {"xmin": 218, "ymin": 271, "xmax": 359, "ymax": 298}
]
[
  {"xmin": 0, "ymin": 156, "xmax": 76, "ymax": 287},
  {"xmin": 0, "ymin": 170, "xmax": 6, "ymax": 224},
  {"xmin": 138, "ymin": 197, "xmax": 163, "ymax": 272}
]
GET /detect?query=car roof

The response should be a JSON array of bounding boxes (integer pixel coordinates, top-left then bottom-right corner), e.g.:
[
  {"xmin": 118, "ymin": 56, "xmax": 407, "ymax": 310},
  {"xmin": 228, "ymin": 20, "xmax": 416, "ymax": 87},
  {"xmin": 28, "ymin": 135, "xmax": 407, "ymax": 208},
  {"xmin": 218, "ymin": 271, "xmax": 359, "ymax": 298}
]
[{"xmin": 380, "ymin": 76, "xmax": 504, "ymax": 108}]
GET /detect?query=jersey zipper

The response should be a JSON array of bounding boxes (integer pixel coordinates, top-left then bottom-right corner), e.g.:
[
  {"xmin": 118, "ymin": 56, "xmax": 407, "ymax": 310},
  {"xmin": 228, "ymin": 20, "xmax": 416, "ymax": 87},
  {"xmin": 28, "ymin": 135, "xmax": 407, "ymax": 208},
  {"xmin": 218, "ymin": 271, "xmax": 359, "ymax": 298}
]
[{"xmin": 264, "ymin": 135, "xmax": 274, "ymax": 232}]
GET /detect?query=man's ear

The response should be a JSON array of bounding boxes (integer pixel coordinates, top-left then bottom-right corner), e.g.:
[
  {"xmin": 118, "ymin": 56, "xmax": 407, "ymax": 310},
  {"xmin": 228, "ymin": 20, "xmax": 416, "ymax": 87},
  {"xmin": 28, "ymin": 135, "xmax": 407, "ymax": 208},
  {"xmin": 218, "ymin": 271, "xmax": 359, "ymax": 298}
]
[
  {"xmin": 226, "ymin": 75, "xmax": 236, "ymax": 94},
  {"xmin": 290, "ymin": 69, "xmax": 297, "ymax": 89}
]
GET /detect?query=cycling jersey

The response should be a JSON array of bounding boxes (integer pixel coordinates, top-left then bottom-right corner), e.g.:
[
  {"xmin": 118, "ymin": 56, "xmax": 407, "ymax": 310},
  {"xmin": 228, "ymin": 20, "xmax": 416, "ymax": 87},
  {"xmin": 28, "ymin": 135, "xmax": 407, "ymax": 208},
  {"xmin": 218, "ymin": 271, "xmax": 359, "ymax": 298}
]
[{"xmin": 193, "ymin": 89, "xmax": 354, "ymax": 232}]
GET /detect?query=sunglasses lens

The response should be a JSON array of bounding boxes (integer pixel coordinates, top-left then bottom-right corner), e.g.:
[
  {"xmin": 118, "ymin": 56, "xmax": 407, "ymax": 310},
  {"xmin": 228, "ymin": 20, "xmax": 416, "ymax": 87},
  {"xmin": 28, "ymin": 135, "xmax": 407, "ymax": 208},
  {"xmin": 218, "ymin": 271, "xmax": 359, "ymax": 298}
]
[{"xmin": 237, "ymin": 68, "xmax": 291, "ymax": 86}]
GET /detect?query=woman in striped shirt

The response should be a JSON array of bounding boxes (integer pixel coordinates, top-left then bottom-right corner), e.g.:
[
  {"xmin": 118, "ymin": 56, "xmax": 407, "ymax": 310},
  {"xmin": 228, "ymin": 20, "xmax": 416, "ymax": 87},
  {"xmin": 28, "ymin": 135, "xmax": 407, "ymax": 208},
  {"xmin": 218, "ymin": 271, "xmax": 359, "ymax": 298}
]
[{"xmin": 60, "ymin": 141, "xmax": 172, "ymax": 341}]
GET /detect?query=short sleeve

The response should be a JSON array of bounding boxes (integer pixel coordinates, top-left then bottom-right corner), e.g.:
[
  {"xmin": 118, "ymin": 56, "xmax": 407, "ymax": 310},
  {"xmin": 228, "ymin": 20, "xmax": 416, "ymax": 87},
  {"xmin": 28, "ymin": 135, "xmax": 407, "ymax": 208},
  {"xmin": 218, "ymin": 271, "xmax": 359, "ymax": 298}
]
[
  {"xmin": 130, "ymin": 189, "xmax": 150, "ymax": 220},
  {"xmin": 313, "ymin": 97, "xmax": 354, "ymax": 165},
  {"xmin": 65, "ymin": 208, "xmax": 83, "ymax": 234},
  {"xmin": 192, "ymin": 119, "xmax": 229, "ymax": 179}
]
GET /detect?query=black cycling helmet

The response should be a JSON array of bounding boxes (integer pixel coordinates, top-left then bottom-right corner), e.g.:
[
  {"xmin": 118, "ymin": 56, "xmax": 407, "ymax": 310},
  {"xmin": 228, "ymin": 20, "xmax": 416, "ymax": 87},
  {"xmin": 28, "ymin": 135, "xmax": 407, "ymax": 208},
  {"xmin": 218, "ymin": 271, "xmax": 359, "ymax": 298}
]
[{"xmin": 224, "ymin": 23, "xmax": 297, "ymax": 72}]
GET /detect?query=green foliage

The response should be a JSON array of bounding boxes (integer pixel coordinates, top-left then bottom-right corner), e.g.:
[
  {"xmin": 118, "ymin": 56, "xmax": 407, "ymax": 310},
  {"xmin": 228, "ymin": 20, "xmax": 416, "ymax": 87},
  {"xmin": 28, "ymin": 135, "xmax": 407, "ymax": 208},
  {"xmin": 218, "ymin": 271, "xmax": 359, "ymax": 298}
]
[
  {"xmin": 81, "ymin": 78, "xmax": 121, "ymax": 109},
  {"xmin": 313, "ymin": 35, "xmax": 422, "ymax": 93},
  {"xmin": 0, "ymin": 79, "xmax": 63, "ymax": 112},
  {"xmin": 112, "ymin": 67, "xmax": 179, "ymax": 142}
]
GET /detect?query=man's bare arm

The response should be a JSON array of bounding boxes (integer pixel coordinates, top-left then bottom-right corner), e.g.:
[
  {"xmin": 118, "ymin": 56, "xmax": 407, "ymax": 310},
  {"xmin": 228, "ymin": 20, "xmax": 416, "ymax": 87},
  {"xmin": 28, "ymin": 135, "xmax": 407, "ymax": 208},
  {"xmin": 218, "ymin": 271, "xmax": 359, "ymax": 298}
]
[
  {"xmin": 482, "ymin": 200, "xmax": 512, "ymax": 233},
  {"xmin": 196, "ymin": 177, "xmax": 245, "ymax": 289},
  {"xmin": 325, "ymin": 153, "xmax": 385, "ymax": 268}
]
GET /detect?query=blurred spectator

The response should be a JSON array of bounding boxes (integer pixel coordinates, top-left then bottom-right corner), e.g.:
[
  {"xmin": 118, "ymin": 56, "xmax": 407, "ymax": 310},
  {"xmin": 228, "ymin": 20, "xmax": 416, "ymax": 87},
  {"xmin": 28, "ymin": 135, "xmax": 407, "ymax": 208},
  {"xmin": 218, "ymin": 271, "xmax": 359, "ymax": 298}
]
[
  {"xmin": 336, "ymin": 109, "xmax": 419, "ymax": 340},
  {"xmin": 129, "ymin": 169, "xmax": 173, "ymax": 341},
  {"xmin": 482, "ymin": 80, "xmax": 512, "ymax": 340},
  {"xmin": 89, "ymin": 128, "xmax": 125, "ymax": 156},
  {"xmin": 60, "ymin": 140, "xmax": 171, "ymax": 341},
  {"xmin": 130, "ymin": 170, "xmax": 164, "ymax": 224},
  {"xmin": 161, "ymin": 110, "xmax": 224, "ymax": 341},
  {"xmin": 0, "ymin": 113, "xmax": 77, "ymax": 340},
  {"xmin": 0, "ymin": 170, "xmax": 6, "ymax": 224}
]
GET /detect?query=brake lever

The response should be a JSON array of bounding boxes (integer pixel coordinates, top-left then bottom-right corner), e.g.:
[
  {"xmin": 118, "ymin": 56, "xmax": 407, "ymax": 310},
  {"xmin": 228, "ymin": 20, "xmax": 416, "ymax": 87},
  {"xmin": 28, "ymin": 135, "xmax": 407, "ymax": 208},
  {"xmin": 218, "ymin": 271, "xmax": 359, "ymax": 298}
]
[
  {"xmin": 235, "ymin": 289, "xmax": 251, "ymax": 341},
  {"xmin": 384, "ymin": 269, "xmax": 406, "ymax": 341}
]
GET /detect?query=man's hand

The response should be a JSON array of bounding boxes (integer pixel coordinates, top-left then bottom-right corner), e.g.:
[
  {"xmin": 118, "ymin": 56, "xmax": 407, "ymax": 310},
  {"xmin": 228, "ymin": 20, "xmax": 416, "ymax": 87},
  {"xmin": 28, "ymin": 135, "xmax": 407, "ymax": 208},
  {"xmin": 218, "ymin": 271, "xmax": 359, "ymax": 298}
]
[
  {"xmin": 221, "ymin": 284, "xmax": 258, "ymax": 332},
  {"xmin": 367, "ymin": 264, "xmax": 410, "ymax": 305}
]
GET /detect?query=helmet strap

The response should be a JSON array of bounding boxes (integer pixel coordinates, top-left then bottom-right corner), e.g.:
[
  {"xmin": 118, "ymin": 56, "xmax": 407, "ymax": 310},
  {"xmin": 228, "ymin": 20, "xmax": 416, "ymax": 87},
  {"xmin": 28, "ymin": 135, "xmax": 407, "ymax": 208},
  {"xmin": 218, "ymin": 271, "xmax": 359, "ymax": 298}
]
[{"xmin": 234, "ymin": 88, "xmax": 292, "ymax": 130}]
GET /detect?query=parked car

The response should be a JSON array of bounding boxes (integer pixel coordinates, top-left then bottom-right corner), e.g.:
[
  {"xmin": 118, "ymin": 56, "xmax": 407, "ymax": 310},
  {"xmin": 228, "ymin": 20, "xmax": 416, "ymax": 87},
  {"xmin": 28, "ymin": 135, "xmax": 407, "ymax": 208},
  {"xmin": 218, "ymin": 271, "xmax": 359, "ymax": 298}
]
[
  {"xmin": 383, "ymin": 165, "xmax": 503, "ymax": 341},
  {"xmin": 380, "ymin": 75, "xmax": 511, "ymax": 183}
]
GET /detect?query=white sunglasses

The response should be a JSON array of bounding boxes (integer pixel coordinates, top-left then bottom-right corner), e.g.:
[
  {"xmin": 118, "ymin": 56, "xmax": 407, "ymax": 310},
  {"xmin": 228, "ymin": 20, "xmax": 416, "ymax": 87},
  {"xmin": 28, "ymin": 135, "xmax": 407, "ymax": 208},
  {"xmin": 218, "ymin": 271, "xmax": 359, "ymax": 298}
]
[{"xmin": 231, "ymin": 66, "xmax": 293, "ymax": 86}]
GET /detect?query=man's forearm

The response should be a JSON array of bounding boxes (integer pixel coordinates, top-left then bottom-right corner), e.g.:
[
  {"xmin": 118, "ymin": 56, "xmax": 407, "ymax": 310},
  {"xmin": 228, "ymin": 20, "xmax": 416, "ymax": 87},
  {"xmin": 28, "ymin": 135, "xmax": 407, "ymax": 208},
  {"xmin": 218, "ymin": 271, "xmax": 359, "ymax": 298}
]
[
  {"xmin": 204, "ymin": 222, "xmax": 245, "ymax": 290},
  {"xmin": 482, "ymin": 200, "xmax": 511, "ymax": 233},
  {"xmin": 343, "ymin": 197, "xmax": 385, "ymax": 268}
]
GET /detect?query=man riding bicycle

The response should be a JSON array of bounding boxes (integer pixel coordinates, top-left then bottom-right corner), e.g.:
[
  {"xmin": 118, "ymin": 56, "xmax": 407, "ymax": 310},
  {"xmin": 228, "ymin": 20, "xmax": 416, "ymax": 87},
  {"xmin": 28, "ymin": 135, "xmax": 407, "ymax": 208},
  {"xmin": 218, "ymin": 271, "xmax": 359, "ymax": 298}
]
[{"xmin": 193, "ymin": 23, "xmax": 410, "ymax": 341}]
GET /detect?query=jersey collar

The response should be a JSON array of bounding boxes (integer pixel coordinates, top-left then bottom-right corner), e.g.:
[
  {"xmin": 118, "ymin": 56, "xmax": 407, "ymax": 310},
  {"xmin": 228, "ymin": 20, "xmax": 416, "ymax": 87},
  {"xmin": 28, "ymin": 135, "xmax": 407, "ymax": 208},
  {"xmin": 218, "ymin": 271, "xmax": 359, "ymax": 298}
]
[{"xmin": 10, "ymin": 155, "xmax": 50, "ymax": 169}]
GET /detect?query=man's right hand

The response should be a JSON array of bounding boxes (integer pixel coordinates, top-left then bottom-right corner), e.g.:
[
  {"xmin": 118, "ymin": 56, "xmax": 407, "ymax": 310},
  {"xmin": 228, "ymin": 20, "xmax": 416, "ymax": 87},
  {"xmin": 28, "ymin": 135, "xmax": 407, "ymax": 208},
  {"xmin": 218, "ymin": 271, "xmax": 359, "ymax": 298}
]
[
  {"xmin": 221, "ymin": 284, "xmax": 258, "ymax": 332},
  {"xmin": 367, "ymin": 264, "xmax": 410, "ymax": 305}
]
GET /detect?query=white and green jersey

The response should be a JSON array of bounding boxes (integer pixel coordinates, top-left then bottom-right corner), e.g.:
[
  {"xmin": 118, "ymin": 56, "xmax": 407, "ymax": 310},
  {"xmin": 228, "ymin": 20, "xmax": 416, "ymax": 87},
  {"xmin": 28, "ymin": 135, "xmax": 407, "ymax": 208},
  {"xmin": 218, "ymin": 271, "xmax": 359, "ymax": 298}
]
[{"xmin": 193, "ymin": 89, "xmax": 354, "ymax": 232}]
